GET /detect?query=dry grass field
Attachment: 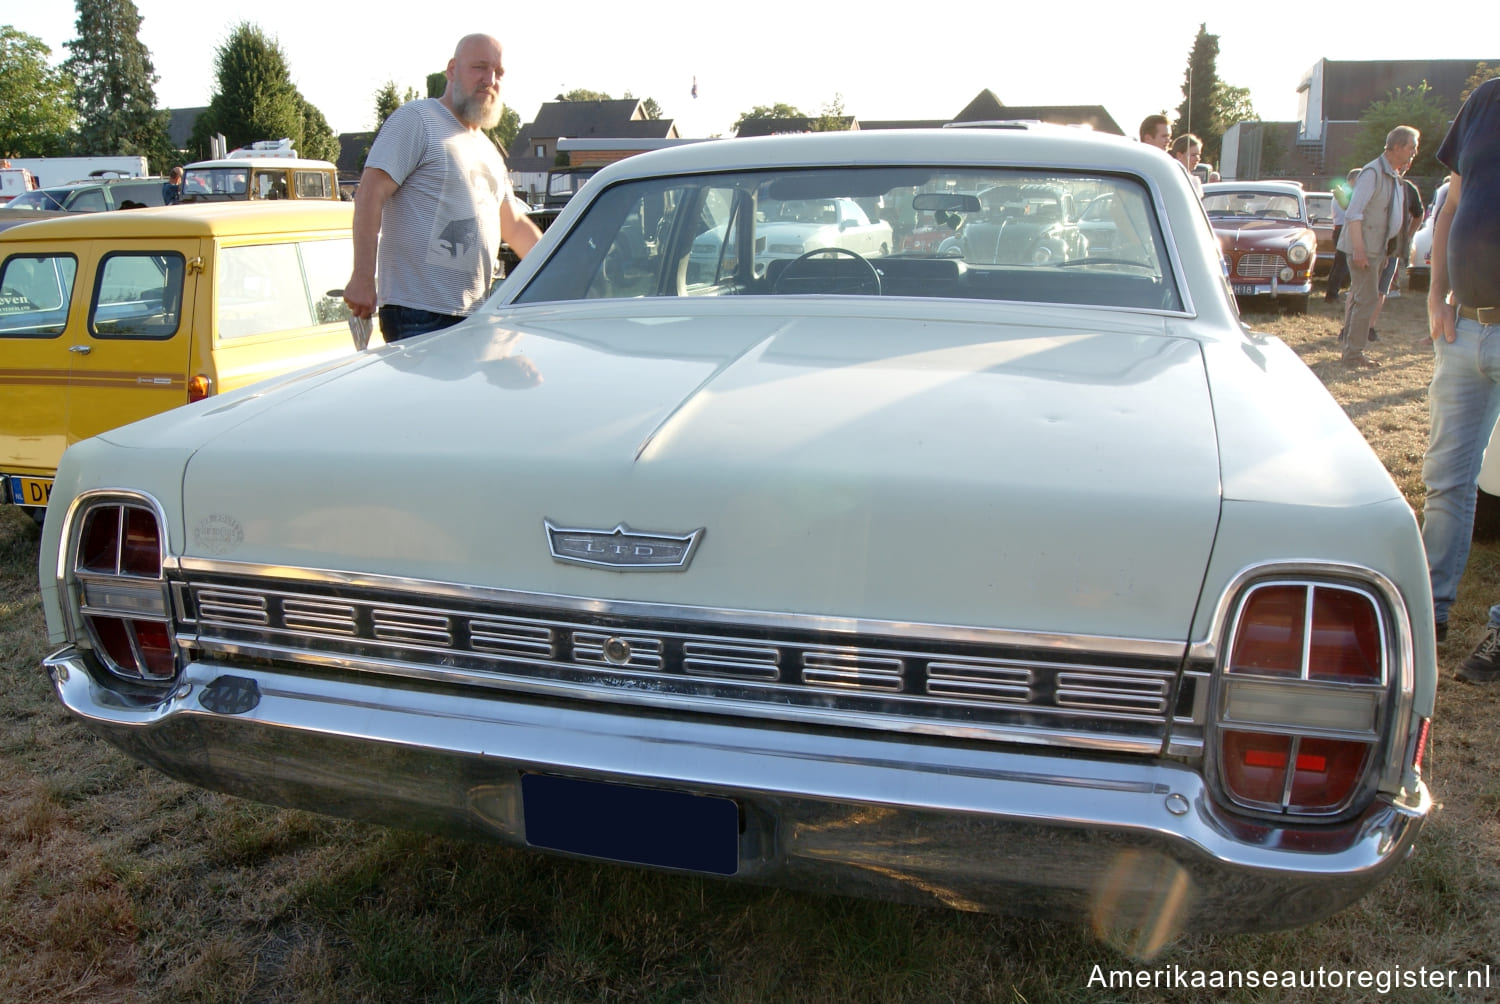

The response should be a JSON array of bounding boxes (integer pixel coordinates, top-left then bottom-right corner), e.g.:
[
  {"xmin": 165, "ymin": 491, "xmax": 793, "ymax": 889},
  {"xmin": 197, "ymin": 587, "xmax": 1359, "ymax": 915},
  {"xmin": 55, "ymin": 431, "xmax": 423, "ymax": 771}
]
[{"xmin": 3, "ymin": 289, "xmax": 1499, "ymax": 1002}]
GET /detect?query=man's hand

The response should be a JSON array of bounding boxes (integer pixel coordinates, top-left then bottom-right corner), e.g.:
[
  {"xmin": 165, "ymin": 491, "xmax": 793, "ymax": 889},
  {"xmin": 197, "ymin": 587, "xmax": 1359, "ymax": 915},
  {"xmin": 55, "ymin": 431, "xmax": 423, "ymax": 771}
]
[
  {"xmin": 343, "ymin": 272, "xmax": 377, "ymax": 319},
  {"xmin": 1429, "ymin": 290, "xmax": 1457, "ymax": 343}
]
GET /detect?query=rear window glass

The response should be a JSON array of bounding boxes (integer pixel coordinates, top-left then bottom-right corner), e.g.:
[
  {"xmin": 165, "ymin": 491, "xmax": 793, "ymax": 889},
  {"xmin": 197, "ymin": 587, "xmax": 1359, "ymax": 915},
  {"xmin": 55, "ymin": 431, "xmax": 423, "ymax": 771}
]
[
  {"xmin": 89, "ymin": 252, "xmax": 185, "ymax": 339},
  {"xmin": 0, "ymin": 254, "xmax": 79, "ymax": 337},
  {"xmin": 514, "ymin": 166, "xmax": 1181, "ymax": 312}
]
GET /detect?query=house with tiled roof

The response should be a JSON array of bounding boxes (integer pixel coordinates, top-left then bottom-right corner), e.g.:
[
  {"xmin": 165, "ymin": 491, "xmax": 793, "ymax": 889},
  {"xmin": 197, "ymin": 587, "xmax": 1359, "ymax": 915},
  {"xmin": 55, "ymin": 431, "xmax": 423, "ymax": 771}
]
[{"xmin": 508, "ymin": 98, "xmax": 679, "ymax": 200}]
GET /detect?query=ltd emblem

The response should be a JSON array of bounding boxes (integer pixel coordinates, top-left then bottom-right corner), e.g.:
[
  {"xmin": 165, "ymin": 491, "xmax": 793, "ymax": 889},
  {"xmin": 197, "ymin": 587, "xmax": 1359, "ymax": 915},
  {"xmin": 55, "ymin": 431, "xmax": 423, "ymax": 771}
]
[{"xmin": 545, "ymin": 520, "xmax": 703, "ymax": 571}]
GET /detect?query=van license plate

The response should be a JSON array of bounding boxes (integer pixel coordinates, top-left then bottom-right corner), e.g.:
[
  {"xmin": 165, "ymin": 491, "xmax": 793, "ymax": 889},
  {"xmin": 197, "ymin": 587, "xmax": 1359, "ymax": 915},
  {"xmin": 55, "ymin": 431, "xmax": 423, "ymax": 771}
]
[
  {"xmin": 1232, "ymin": 284, "xmax": 1259, "ymax": 296},
  {"xmin": 9, "ymin": 476, "xmax": 52, "ymax": 507},
  {"xmin": 521, "ymin": 773, "xmax": 739, "ymax": 875}
]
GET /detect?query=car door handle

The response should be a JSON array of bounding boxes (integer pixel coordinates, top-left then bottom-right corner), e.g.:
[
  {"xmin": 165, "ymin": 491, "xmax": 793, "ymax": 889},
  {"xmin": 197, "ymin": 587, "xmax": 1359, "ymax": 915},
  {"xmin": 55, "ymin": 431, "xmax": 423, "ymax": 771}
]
[{"xmin": 68, "ymin": 345, "xmax": 92, "ymax": 355}]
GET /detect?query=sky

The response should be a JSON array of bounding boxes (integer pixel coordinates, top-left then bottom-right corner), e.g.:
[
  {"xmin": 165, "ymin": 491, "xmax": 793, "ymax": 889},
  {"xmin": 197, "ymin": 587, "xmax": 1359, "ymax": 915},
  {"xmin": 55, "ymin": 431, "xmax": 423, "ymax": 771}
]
[{"xmin": 4, "ymin": 0, "xmax": 1497, "ymax": 146}]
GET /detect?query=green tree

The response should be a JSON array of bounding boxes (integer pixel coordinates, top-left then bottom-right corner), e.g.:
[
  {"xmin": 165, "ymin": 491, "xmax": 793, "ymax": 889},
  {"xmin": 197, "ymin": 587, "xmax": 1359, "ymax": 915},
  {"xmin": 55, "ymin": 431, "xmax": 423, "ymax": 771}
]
[
  {"xmin": 732, "ymin": 102, "xmax": 804, "ymax": 133},
  {"xmin": 191, "ymin": 23, "xmax": 338, "ymax": 164},
  {"xmin": 298, "ymin": 96, "xmax": 339, "ymax": 163},
  {"xmin": 1350, "ymin": 82, "xmax": 1455, "ymax": 184},
  {"xmin": 556, "ymin": 88, "xmax": 612, "ymax": 102},
  {"xmin": 0, "ymin": 28, "xmax": 78, "ymax": 157},
  {"xmin": 1461, "ymin": 62, "xmax": 1495, "ymax": 104},
  {"xmin": 1171, "ymin": 24, "xmax": 1256, "ymax": 169},
  {"xmin": 426, "ymin": 71, "xmax": 446, "ymax": 99},
  {"xmin": 811, "ymin": 94, "xmax": 850, "ymax": 132},
  {"xmin": 63, "ymin": 0, "xmax": 174, "ymax": 170},
  {"xmin": 640, "ymin": 97, "xmax": 663, "ymax": 120},
  {"xmin": 373, "ymin": 80, "xmax": 419, "ymax": 131},
  {"xmin": 485, "ymin": 106, "xmax": 522, "ymax": 155}
]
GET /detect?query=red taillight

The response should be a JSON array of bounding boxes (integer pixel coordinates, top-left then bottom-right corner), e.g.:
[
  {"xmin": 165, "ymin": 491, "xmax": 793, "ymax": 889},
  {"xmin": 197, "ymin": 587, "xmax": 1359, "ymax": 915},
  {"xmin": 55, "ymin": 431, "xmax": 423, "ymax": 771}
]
[
  {"xmin": 1308, "ymin": 588, "xmax": 1381, "ymax": 681},
  {"xmin": 122, "ymin": 506, "xmax": 162, "ymax": 577},
  {"xmin": 1287, "ymin": 737, "xmax": 1370, "ymax": 810},
  {"xmin": 188, "ymin": 374, "xmax": 212, "ymax": 402},
  {"xmin": 1222, "ymin": 730, "xmax": 1291, "ymax": 806},
  {"xmin": 1218, "ymin": 580, "xmax": 1390, "ymax": 817},
  {"xmin": 1229, "ymin": 585, "xmax": 1305, "ymax": 676},
  {"xmin": 88, "ymin": 615, "xmax": 139, "ymax": 673},
  {"xmin": 72, "ymin": 498, "xmax": 176, "ymax": 686},
  {"xmin": 131, "ymin": 619, "xmax": 176, "ymax": 679},
  {"xmin": 78, "ymin": 505, "xmax": 122, "ymax": 572}
]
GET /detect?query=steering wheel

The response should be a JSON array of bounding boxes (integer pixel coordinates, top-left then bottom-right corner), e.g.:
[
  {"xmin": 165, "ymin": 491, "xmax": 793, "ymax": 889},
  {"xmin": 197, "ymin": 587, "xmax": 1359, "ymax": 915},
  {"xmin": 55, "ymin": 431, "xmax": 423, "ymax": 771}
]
[{"xmin": 772, "ymin": 247, "xmax": 882, "ymax": 296}]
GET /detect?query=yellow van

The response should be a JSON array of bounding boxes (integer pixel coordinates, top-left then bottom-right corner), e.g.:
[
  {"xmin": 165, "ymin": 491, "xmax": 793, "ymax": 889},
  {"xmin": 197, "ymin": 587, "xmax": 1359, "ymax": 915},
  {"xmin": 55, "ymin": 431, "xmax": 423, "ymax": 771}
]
[{"xmin": 1, "ymin": 201, "xmax": 360, "ymax": 517}]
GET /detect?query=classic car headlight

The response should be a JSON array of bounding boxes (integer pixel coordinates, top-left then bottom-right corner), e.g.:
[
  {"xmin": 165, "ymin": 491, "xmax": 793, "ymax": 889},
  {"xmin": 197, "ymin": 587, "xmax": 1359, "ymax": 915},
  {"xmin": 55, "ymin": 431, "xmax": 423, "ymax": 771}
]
[
  {"xmin": 1287, "ymin": 243, "xmax": 1312, "ymax": 265},
  {"xmin": 64, "ymin": 494, "xmax": 178, "ymax": 686},
  {"xmin": 1211, "ymin": 580, "xmax": 1393, "ymax": 819}
]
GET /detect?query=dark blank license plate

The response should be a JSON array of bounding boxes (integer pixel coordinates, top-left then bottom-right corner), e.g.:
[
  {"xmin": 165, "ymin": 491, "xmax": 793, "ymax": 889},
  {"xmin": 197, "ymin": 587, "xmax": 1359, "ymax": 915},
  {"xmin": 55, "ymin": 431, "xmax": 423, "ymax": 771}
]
[{"xmin": 521, "ymin": 774, "xmax": 739, "ymax": 875}]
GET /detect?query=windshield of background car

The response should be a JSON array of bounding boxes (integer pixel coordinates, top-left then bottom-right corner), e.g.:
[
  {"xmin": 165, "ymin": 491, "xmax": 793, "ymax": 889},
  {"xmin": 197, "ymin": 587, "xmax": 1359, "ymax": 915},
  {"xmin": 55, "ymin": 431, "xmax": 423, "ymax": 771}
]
[
  {"xmin": 6, "ymin": 190, "xmax": 68, "ymax": 211},
  {"xmin": 182, "ymin": 167, "xmax": 250, "ymax": 200},
  {"xmin": 1202, "ymin": 191, "xmax": 1304, "ymax": 222},
  {"xmin": 513, "ymin": 167, "xmax": 1181, "ymax": 311}
]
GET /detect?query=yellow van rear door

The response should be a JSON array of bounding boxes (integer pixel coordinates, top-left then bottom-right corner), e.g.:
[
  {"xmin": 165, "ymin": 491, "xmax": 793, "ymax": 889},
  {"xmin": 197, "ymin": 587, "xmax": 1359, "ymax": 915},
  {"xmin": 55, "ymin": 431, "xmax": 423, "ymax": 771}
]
[
  {"xmin": 0, "ymin": 246, "xmax": 85, "ymax": 500},
  {"xmin": 65, "ymin": 239, "xmax": 200, "ymax": 450}
]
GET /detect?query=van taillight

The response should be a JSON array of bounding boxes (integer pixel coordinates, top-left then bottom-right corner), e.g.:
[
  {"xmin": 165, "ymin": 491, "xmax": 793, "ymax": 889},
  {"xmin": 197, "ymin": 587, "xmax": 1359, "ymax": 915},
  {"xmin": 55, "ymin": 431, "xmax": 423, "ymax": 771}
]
[
  {"xmin": 188, "ymin": 374, "xmax": 212, "ymax": 402},
  {"xmin": 1216, "ymin": 580, "xmax": 1388, "ymax": 817},
  {"xmin": 70, "ymin": 498, "xmax": 177, "ymax": 685}
]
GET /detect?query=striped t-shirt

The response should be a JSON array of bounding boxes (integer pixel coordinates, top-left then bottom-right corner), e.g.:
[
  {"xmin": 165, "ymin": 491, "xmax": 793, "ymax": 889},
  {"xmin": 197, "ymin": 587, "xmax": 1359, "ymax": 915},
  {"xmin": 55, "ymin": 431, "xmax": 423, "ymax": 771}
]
[{"xmin": 366, "ymin": 99, "xmax": 520, "ymax": 316}]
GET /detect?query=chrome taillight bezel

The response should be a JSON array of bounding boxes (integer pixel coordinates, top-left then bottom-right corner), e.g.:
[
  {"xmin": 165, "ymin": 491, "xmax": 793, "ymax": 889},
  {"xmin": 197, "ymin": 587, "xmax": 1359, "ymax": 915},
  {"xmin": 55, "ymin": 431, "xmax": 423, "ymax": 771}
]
[
  {"xmin": 59, "ymin": 491, "xmax": 179, "ymax": 687},
  {"xmin": 1204, "ymin": 567, "xmax": 1408, "ymax": 823}
]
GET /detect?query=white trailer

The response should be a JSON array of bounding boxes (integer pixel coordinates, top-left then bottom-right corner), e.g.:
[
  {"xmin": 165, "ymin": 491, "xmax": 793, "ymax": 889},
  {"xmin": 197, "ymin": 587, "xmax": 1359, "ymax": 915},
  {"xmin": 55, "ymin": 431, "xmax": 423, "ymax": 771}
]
[{"xmin": 4, "ymin": 156, "xmax": 149, "ymax": 188}]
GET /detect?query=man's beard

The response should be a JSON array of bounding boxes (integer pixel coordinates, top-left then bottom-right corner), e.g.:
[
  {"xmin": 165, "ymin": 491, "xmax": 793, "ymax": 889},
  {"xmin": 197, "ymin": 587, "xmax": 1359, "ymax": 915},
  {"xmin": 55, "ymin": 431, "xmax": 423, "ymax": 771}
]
[{"xmin": 454, "ymin": 87, "xmax": 502, "ymax": 130}]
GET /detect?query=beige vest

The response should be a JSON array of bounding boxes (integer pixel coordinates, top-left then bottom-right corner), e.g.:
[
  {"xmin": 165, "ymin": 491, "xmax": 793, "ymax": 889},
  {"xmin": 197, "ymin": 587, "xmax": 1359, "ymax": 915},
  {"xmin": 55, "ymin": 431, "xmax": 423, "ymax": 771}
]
[{"xmin": 1336, "ymin": 154, "xmax": 1398, "ymax": 257}]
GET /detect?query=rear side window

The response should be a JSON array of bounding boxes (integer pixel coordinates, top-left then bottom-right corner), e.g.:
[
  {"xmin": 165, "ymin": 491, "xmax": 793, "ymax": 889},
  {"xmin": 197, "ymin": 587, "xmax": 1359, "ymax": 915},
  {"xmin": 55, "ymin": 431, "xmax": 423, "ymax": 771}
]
[
  {"xmin": 253, "ymin": 170, "xmax": 288, "ymax": 200},
  {"xmin": 217, "ymin": 237, "xmax": 354, "ymax": 338},
  {"xmin": 0, "ymin": 254, "xmax": 79, "ymax": 337},
  {"xmin": 294, "ymin": 171, "xmax": 332, "ymax": 199},
  {"xmin": 67, "ymin": 188, "xmax": 108, "ymax": 212},
  {"xmin": 89, "ymin": 252, "xmax": 185, "ymax": 339},
  {"xmin": 114, "ymin": 182, "xmax": 165, "ymax": 208}
]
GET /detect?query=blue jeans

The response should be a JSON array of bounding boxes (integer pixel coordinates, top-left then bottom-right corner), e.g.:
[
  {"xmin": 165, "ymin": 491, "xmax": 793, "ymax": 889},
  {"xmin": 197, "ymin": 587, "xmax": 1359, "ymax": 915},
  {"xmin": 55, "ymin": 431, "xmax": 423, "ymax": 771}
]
[
  {"xmin": 378, "ymin": 305, "xmax": 464, "ymax": 343},
  {"xmin": 1421, "ymin": 315, "xmax": 1500, "ymax": 626}
]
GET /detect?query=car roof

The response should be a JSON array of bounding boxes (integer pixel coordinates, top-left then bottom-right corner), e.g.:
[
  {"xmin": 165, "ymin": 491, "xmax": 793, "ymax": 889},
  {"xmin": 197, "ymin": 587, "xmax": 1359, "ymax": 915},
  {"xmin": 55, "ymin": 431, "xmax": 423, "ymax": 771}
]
[
  {"xmin": 1201, "ymin": 181, "xmax": 1305, "ymax": 196},
  {"xmin": 0, "ymin": 199, "xmax": 353, "ymax": 239},
  {"xmin": 186, "ymin": 158, "xmax": 337, "ymax": 170},
  {"xmin": 34, "ymin": 177, "xmax": 160, "ymax": 193},
  {"xmin": 585, "ymin": 126, "xmax": 1174, "ymax": 185}
]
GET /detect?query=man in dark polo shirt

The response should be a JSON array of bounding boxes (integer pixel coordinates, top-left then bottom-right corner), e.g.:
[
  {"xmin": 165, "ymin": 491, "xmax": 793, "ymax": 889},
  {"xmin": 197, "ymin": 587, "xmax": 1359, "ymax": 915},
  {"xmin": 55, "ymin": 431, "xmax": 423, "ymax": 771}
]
[{"xmin": 1417, "ymin": 76, "xmax": 1500, "ymax": 679}]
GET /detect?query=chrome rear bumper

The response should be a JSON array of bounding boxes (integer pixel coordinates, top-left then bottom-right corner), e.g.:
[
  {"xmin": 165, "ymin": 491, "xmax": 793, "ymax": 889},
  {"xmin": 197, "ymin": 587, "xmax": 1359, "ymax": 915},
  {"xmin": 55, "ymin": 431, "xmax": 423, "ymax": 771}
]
[{"xmin": 46, "ymin": 646, "xmax": 1428, "ymax": 936}]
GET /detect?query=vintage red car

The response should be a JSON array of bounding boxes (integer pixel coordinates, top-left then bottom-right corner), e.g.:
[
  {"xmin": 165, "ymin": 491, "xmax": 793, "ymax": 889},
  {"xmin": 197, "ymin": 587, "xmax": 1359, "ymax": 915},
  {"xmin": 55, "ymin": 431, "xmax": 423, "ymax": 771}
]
[{"xmin": 1202, "ymin": 181, "xmax": 1318, "ymax": 313}]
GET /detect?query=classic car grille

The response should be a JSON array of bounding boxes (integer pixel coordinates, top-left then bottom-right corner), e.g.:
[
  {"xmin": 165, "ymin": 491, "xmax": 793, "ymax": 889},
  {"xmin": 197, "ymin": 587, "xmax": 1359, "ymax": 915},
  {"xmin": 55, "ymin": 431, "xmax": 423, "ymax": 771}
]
[
  {"xmin": 1234, "ymin": 253, "xmax": 1285, "ymax": 279},
  {"xmin": 169, "ymin": 572, "xmax": 1191, "ymax": 751}
]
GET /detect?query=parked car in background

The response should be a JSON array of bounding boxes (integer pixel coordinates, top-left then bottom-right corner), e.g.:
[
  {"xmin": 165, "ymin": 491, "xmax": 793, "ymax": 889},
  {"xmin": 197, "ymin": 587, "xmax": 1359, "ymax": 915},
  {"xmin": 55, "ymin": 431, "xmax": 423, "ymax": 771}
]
[
  {"xmin": 1406, "ymin": 180, "xmax": 1446, "ymax": 292},
  {"xmin": 5, "ymin": 177, "xmax": 168, "ymax": 213},
  {"xmin": 1303, "ymin": 191, "xmax": 1337, "ymax": 276},
  {"xmin": 954, "ymin": 183, "xmax": 1084, "ymax": 265},
  {"xmin": 181, "ymin": 158, "xmax": 339, "ymax": 203},
  {"xmin": 38, "ymin": 127, "xmax": 1433, "ymax": 938},
  {"xmin": 1, "ymin": 202, "xmax": 361, "ymax": 518},
  {"xmin": 1202, "ymin": 181, "xmax": 1317, "ymax": 313}
]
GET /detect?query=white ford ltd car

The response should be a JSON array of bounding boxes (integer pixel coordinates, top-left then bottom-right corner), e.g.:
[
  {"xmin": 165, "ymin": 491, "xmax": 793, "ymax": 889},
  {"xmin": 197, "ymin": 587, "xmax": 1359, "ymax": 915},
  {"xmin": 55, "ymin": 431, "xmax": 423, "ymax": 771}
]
[{"xmin": 39, "ymin": 125, "xmax": 1434, "ymax": 940}]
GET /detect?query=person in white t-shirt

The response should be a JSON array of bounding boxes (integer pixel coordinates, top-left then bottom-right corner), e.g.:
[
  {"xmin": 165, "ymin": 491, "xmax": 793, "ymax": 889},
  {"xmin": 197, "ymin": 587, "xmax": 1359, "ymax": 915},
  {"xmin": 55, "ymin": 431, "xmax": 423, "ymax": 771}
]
[{"xmin": 344, "ymin": 33, "xmax": 542, "ymax": 343}]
